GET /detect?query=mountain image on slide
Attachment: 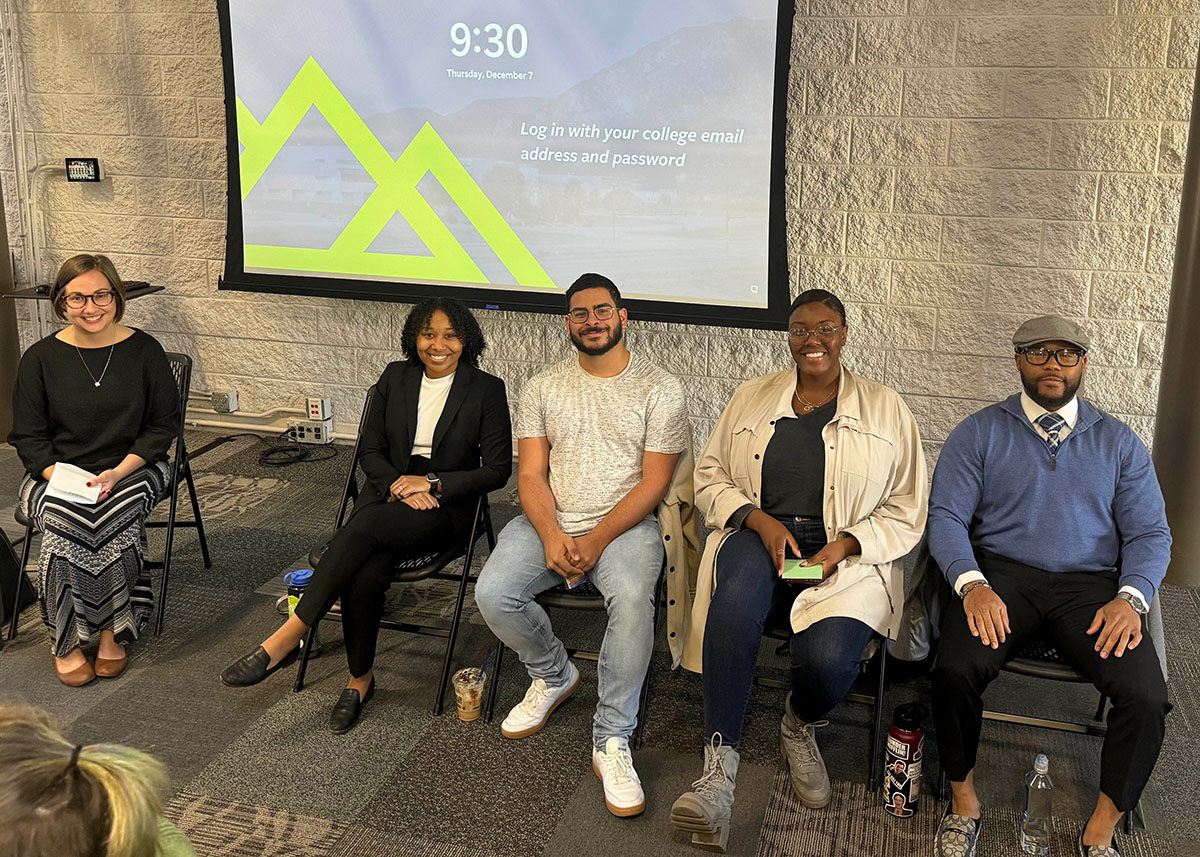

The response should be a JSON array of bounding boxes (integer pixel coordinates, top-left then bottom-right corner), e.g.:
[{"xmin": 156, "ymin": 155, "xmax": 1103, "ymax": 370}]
[{"xmin": 240, "ymin": 14, "xmax": 777, "ymax": 297}]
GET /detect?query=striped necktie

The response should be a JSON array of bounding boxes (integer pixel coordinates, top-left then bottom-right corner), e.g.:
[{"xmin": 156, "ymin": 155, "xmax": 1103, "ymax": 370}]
[{"xmin": 1036, "ymin": 412, "xmax": 1066, "ymax": 458}]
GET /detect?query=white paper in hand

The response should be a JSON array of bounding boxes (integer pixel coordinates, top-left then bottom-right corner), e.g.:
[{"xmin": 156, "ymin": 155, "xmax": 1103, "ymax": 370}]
[{"xmin": 46, "ymin": 462, "xmax": 102, "ymax": 505}]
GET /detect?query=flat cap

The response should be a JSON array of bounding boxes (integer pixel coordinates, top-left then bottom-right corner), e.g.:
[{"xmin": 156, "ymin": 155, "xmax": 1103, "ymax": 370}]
[{"xmin": 1012, "ymin": 315, "xmax": 1090, "ymax": 352}]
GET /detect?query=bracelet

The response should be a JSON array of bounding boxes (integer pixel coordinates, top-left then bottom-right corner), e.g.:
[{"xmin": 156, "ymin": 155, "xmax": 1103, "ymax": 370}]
[{"xmin": 959, "ymin": 580, "xmax": 991, "ymax": 598}]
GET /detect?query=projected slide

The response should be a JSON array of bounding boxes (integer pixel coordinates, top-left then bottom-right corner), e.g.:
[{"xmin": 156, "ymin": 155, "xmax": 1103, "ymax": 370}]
[{"xmin": 223, "ymin": 1, "xmax": 787, "ymax": 316}]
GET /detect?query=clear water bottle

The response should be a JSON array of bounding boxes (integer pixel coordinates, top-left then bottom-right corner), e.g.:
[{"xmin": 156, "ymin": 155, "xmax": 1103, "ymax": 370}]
[{"xmin": 1019, "ymin": 753, "xmax": 1052, "ymax": 855}]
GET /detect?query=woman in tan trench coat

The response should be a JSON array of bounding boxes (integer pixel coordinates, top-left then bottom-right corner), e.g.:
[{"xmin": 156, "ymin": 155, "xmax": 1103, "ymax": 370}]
[{"xmin": 670, "ymin": 289, "xmax": 927, "ymax": 852}]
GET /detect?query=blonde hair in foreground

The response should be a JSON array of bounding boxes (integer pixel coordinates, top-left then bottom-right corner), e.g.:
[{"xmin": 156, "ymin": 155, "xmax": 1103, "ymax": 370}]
[{"xmin": 0, "ymin": 705, "xmax": 166, "ymax": 857}]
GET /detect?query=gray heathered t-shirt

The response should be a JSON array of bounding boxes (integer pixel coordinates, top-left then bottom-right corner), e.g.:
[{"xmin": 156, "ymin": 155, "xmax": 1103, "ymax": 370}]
[{"xmin": 516, "ymin": 353, "xmax": 688, "ymax": 535}]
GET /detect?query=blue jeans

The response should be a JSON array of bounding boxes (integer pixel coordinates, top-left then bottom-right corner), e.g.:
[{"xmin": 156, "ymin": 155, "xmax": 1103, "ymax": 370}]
[
  {"xmin": 703, "ymin": 518, "xmax": 875, "ymax": 747},
  {"xmin": 474, "ymin": 514, "xmax": 664, "ymax": 749}
]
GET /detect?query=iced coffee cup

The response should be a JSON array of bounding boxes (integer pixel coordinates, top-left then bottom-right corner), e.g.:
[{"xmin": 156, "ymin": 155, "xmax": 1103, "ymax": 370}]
[{"xmin": 453, "ymin": 667, "xmax": 484, "ymax": 721}]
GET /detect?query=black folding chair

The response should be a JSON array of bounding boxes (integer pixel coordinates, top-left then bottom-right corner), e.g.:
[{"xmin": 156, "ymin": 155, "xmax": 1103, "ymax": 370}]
[
  {"xmin": 292, "ymin": 387, "xmax": 502, "ymax": 720},
  {"xmin": 935, "ymin": 628, "xmax": 1151, "ymax": 833},
  {"xmin": 754, "ymin": 626, "xmax": 889, "ymax": 789},
  {"xmin": 8, "ymin": 351, "xmax": 211, "ymax": 641}
]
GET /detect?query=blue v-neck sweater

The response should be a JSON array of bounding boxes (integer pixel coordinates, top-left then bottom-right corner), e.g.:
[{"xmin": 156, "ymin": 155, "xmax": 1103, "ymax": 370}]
[{"xmin": 929, "ymin": 394, "xmax": 1171, "ymax": 602}]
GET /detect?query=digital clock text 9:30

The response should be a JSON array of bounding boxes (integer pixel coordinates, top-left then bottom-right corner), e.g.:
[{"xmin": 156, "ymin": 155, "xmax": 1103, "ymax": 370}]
[{"xmin": 450, "ymin": 23, "xmax": 528, "ymax": 58}]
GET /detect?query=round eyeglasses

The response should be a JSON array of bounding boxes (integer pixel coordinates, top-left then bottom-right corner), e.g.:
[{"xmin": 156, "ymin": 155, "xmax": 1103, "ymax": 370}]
[
  {"xmin": 63, "ymin": 290, "xmax": 115, "ymax": 309},
  {"xmin": 568, "ymin": 305, "xmax": 616, "ymax": 323},
  {"xmin": 787, "ymin": 323, "xmax": 842, "ymax": 342}
]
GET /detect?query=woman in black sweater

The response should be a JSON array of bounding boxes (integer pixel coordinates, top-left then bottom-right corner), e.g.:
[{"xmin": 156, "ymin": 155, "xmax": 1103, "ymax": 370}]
[{"xmin": 9, "ymin": 254, "xmax": 178, "ymax": 687}]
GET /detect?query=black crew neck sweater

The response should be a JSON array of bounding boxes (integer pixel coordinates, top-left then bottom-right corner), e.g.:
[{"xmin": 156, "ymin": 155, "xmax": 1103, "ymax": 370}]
[{"xmin": 9, "ymin": 328, "xmax": 179, "ymax": 477}]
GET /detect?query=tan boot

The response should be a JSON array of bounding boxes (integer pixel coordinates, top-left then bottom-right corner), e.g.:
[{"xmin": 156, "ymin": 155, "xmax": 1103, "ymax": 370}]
[
  {"xmin": 780, "ymin": 693, "xmax": 831, "ymax": 808},
  {"xmin": 671, "ymin": 733, "xmax": 740, "ymax": 852}
]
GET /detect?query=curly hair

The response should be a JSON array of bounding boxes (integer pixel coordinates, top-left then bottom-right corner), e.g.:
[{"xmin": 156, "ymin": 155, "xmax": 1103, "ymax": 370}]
[{"xmin": 399, "ymin": 297, "xmax": 487, "ymax": 368}]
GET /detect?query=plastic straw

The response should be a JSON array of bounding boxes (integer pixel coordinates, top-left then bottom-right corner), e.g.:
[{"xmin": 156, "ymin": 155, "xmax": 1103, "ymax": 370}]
[{"xmin": 477, "ymin": 646, "xmax": 494, "ymax": 685}]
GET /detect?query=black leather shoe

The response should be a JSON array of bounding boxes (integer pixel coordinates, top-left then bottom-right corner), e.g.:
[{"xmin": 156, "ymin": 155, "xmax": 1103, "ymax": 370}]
[
  {"xmin": 330, "ymin": 678, "xmax": 375, "ymax": 734},
  {"xmin": 220, "ymin": 645, "xmax": 299, "ymax": 687}
]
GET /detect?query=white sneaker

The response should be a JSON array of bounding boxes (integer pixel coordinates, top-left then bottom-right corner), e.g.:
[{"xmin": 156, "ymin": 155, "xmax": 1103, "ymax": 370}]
[
  {"xmin": 592, "ymin": 736, "xmax": 646, "ymax": 817},
  {"xmin": 500, "ymin": 661, "xmax": 579, "ymax": 739}
]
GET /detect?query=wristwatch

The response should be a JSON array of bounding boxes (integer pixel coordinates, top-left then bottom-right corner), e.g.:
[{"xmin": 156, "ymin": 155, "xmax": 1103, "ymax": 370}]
[
  {"xmin": 426, "ymin": 472, "xmax": 441, "ymax": 495},
  {"xmin": 1117, "ymin": 591, "xmax": 1148, "ymax": 615}
]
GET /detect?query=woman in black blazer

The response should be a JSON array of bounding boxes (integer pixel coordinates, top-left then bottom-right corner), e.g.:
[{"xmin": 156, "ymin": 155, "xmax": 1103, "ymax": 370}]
[{"xmin": 222, "ymin": 297, "xmax": 512, "ymax": 732}]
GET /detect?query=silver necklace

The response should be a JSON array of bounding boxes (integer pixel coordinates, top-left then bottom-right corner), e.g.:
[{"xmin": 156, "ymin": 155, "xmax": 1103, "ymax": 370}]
[{"xmin": 75, "ymin": 336, "xmax": 116, "ymax": 387}]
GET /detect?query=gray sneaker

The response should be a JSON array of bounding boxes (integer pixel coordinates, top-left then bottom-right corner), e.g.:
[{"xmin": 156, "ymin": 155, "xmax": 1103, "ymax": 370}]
[
  {"xmin": 780, "ymin": 693, "xmax": 831, "ymax": 808},
  {"xmin": 670, "ymin": 733, "xmax": 740, "ymax": 852},
  {"xmin": 934, "ymin": 805, "xmax": 982, "ymax": 857}
]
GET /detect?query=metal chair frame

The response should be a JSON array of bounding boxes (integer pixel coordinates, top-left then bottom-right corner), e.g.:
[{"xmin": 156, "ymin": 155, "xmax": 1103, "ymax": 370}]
[
  {"xmin": 936, "ymin": 633, "xmax": 1140, "ymax": 833},
  {"xmin": 754, "ymin": 626, "xmax": 889, "ymax": 790},
  {"xmin": 8, "ymin": 351, "xmax": 211, "ymax": 641},
  {"xmin": 291, "ymin": 387, "xmax": 502, "ymax": 720}
]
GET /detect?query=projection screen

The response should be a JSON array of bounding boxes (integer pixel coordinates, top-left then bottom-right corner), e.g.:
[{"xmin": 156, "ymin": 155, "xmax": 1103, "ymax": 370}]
[{"xmin": 218, "ymin": 1, "xmax": 795, "ymax": 328}]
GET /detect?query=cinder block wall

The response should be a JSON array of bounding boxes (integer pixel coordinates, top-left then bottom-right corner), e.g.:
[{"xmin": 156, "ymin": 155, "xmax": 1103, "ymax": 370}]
[{"xmin": 1, "ymin": 2, "xmax": 1195, "ymax": 465}]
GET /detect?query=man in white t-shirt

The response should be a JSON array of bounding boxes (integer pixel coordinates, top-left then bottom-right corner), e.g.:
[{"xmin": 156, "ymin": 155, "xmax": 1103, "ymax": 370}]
[{"xmin": 475, "ymin": 273, "xmax": 688, "ymax": 818}]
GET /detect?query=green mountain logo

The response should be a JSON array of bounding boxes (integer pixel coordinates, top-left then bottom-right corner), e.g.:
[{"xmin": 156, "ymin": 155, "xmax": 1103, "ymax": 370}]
[{"xmin": 237, "ymin": 57, "xmax": 554, "ymax": 288}]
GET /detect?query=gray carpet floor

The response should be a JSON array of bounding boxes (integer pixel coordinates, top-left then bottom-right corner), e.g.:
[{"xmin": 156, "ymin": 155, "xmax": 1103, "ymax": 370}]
[{"xmin": 1, "ymin": 433, "xmax": 1195, "ymax": 856}]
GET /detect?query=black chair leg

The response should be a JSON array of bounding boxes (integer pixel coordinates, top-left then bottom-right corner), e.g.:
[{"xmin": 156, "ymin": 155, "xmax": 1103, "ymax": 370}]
[
  {"xmin": 485, "ymin": 641, "xmax": 504, "ymax": 722},
  {"xmin": 183, "ymin": 459, "xmax": 212, "ymax": 569},
  {"xmin": 434, "ymin": 499, "xmax": 484, "ymax": 716},
  {"xmin": 10, "ymin": 524, "xmax": 34, "ymax": 641},
  {"xmin": 869, "ymin": 642, "xmax": 887, "ymax": 790},
  {"xmin": 633, "ymin": 569, "xmax": 666, "ymax": 749},
  {"xmin": 435, "ymin": 546, "xmax": 476, "ymax": 716},
  {"xmin": 293, "ymin": 624, "xmax": 318, "ymax": 692}
]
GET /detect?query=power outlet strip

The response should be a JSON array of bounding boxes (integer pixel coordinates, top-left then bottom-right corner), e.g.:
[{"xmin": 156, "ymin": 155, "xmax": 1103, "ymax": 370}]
[{"xmin": 286, "ymin": 417, "xmax": 334, "ymax": 445}]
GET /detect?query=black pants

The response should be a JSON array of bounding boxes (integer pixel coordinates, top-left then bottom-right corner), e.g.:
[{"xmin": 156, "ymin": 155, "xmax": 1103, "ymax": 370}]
[
  {"xmin": 931, "ymin": 552, "xmax": 1170, "ymax": 812},
  {"xmin": 294, "ymin": 488, "xmax": 458, "ymax": 678}
]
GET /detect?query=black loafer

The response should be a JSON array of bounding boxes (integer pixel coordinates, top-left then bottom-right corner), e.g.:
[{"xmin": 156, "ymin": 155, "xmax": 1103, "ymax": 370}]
[
  {"xmin": 330, "ymin": 678, "xmax": 375, "ymax": 734},
  {"xmin": 220, "ymin": 645, "xmax": 299, "ymax": 687}
]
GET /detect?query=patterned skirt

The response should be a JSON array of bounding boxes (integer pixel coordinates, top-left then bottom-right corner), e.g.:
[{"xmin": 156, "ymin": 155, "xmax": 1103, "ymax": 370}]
[{"xmin": 18, "ymin": 461, "xmax": 170, "ymax": 656}]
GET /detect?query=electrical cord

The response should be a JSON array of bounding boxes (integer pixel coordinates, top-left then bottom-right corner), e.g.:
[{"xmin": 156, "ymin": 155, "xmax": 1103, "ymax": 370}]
[
  {"xmin": 257, "ymin": 429, "xmax": 339, "ymax": 467},
  {"xmin": 194, "ymin": 431, "xmax": 338, "ymax": 467}
]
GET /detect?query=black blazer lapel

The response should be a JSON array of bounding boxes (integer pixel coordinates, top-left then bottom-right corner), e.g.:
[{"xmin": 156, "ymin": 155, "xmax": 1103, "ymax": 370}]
[
  {"xmin": 403, "ymin": 363, "xmax": 422, "ymax": 457},
  {"xmin": 432, "ymin": 364, "xmax": 475, "ymax": 454}
]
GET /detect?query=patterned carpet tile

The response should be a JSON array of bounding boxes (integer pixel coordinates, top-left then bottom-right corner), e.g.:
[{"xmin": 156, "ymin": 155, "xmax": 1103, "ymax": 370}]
[
  {"xmin": 63, "ymin": 592, "xmax": 318, "ymax": 783},
  {"xmin": 165, "ymin": 790, "xmax": 347, "ymax": 857},
  {"xmin": 355, "ymin": 658, "xmax": 599, "ymax": 857},
  {"xmin": 331, "ymin": 827, "xmax": 505, "ymax": 857},
  {"xmin": 187, "ymin": 680, "xmax": 433, "ymax": 819},
  {"xmin": 545, "ymin": 748, "xmax": 778, "ymax": 857},
  {"xmin": 757, "ymin": 775, "xmax": 940, "ymax": 857}
]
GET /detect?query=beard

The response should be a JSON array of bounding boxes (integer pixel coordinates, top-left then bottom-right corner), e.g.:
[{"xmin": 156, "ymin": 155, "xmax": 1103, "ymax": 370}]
[
  {"xmin": 570, "ymin": 319, "xmax": 624, "ymax": 356},
  {"xmin": 1021, "ymin": 369, "xmax": 1081, "ymax": 411}
]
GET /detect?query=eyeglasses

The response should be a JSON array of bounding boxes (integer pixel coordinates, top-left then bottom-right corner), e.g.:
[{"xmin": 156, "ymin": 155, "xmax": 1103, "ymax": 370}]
[
  {"xmin": 788, "ymin": 323, "xmax": 842, "ymax": 342},
  {"xmin": 63, "ymin": 290, "xmax": 114, "ymax": 308},
  {"xmin": 567, "ymin": 305, "xmax": 617, "ymax": 323},
  {"xmin": 1019, "ymin": 346, "xmax": 1086, "ymax": 367}
]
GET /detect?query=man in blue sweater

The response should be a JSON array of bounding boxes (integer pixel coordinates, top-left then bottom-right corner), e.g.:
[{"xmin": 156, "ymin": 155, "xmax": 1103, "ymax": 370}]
[{"xmin": 928, "ymin": 316, "xmax": 1171, "ymax": 857}]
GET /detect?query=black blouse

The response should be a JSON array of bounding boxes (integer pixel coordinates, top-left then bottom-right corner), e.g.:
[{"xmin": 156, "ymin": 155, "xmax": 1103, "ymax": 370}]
[{"xmin": 9, "ymin": 329, "xmax": 179, "ymax": 477}]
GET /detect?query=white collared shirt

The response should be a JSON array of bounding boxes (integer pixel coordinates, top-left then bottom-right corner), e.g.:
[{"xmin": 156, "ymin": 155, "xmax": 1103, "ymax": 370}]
[
  {"xmin": 953, "ymin": 392, "xmax": 1148, "ymax": 611},
  {"xmin": 1019, "ymin": 390, "xmax": 1078, "ymax": 443}
]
